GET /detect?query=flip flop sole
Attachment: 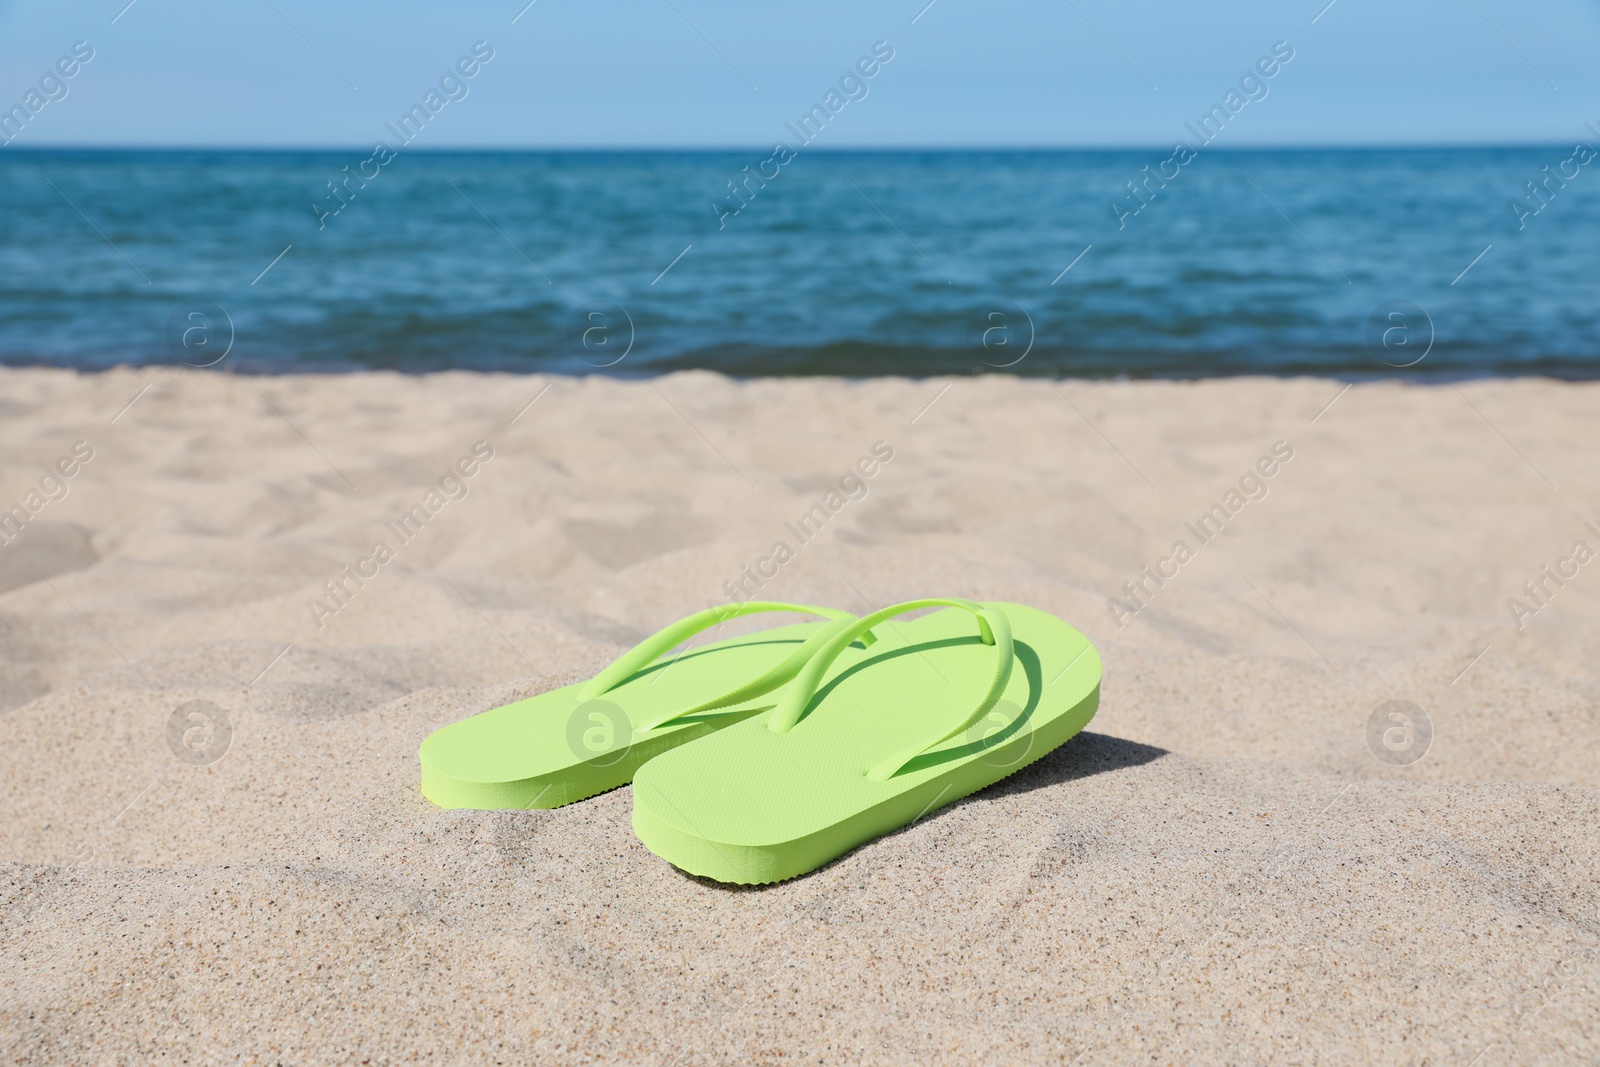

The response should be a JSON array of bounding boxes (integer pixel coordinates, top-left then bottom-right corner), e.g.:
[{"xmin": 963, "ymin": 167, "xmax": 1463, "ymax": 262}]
[{"xmin": 632, "ymin": 603, "xmax": 1100, "ymax": 884}]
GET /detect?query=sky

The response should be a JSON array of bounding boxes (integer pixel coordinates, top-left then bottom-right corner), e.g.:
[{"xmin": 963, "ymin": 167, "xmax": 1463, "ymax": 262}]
[{"xmin": 1, "ymin": 0, "xmax": 1598, "ymax": 148}]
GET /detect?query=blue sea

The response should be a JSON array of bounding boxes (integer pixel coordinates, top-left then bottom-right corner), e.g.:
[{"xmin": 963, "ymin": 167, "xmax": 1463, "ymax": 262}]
[{"xmin": 1, "ymin": 147, "xmax": 1596, "ymax": 378}]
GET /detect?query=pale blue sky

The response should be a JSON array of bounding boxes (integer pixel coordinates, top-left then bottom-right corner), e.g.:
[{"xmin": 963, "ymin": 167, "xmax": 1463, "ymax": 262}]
[{"xmin": 1, "ymin": 0, "xmax": 1597, "ymax": 147}]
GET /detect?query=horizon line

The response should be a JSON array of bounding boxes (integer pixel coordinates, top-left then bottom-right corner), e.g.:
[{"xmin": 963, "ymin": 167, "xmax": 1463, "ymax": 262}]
[{"xmin": 0, "ymin": 140, "xmax": 1583, "ymax": 154}]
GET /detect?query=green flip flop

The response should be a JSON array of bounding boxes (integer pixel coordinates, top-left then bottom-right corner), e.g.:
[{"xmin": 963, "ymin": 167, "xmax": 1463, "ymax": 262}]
[
  {"xmin": 419, "ymin": 601, "xmax": 881, "ymax": 811},
  {"xmin": 631, "ymin": 599, "xmax": 1100, "ymax": 884}
]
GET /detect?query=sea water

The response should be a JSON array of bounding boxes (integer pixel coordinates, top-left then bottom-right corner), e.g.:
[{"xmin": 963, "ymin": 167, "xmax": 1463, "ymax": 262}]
[{"xmin": 1, "ymin": 147, "xmax": 1595, "ymax": 377}]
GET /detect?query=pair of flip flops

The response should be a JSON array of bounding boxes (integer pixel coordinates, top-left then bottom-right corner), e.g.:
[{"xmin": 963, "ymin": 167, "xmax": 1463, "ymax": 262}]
[{"xmin": 419, "ymin": 599, "xmax": 1101, "ymax": 885}]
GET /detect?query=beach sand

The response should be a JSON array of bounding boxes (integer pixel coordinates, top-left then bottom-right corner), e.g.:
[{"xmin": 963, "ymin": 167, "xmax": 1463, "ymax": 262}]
[{"xmin": 1, "ymin": 366, "xmax": 1597, "ymax": 1064}]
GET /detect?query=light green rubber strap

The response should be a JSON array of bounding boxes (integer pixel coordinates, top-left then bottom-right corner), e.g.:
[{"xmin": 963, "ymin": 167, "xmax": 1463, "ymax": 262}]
[
  {"xmin": 577, "ymin": 602, "xmax": 875, "ymax": 734},
  {"xmin": 767, "ymin": 599, "xmax": 1015, "ymax": 781}
]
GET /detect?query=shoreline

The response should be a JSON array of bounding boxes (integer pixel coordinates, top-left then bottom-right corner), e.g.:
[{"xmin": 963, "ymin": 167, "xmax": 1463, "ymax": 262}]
[{"xmin": 9, "ymin": 360, "xmax": 1600, "ymax": 383}]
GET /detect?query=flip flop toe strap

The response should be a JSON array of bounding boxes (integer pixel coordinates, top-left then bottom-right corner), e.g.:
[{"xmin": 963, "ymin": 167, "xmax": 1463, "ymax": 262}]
[
  {"xmin": 577, "ymin": 602, "xmax": 876, "ymax": 734},
  {"xmin": 766, "ymin": 598, "xmax": 1015, "ymax": 781}
]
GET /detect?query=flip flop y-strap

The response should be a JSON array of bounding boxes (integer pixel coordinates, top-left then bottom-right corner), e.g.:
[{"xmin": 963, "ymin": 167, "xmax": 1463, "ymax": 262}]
[
  {"xmin": 577, "ymin": 602, "xmax": 878, "ymax": 735},
  {"xmin": 767, "ymin": 598, "xmax": 1015, "ymax": 781}
]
